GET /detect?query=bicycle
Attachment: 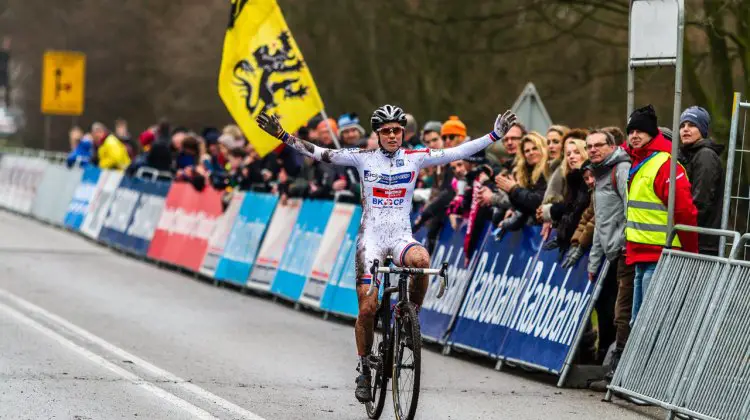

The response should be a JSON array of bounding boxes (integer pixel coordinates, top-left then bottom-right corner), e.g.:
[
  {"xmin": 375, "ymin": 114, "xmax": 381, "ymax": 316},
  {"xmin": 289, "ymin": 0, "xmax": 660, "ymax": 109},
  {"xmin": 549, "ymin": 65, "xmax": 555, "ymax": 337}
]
[{"xmin": 363, "ymin": 255, "xmax": 449, "ymax": 420}]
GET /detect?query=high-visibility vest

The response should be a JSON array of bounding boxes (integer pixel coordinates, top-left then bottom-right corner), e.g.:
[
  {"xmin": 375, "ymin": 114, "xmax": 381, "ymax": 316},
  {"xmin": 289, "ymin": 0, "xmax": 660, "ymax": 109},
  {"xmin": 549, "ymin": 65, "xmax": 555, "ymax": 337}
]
[{"xmin": 626, "ymin": 151, "xmax": 683, "ymax": 247}]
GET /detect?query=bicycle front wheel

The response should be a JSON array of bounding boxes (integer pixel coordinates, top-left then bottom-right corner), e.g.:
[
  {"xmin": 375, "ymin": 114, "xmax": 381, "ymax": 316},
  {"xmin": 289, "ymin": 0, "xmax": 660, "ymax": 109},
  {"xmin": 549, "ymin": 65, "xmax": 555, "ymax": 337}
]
[
  {"xmin": 392, "ymin": 302, "xmax": 421, "ymax": 420},
  {"xmin": 366, "ymin": 303, "xmax": 389, "ymax": 419}
]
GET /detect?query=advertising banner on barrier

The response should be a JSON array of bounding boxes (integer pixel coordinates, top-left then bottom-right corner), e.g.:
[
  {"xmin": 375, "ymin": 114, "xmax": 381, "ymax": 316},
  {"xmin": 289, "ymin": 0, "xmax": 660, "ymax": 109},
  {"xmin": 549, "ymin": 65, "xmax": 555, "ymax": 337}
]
[
  {"xmin": 64, "ymin": 166, "xmax": 102, "ymax": 230},
  {"xmin": 446, "ymin": 225, "xmax": 596, "ymax": 374},
  {"xmin": 446, "ymin": 226, "xmax": 542, "ymax": 356},
  {"xmin": 495, "ymin": 243, "xmax": 594, "ymax": 373},
  {"xmin": 148, "ymin": 183, "xmax": 223, "ymax": 271},
  {"xmin": 3, "ymin": 157, "xmax": 48, "ymax": 214},
  {"xmin": 419, "ymin": 222, "xmax": 482, "ymax": 342},
  {"xmin": 48, "ymin": 166, "xmax": 84, "ymax": 226},
  {"xmin": 270, "ymin": 199, "xmax": 334, "ymax": 301},
  {"xmin": 298, "ymin": 203, "xmax": 356, "ymax": 308},
  {"xmin": 31, "ymin": 164, "xmax": 83, "ymax": 225},
  {"xmin": 214, "ymin": 192, "xmax": 278, "ymax": 285},
  {"xmin": 319, "ymin": 206, "xmax": 362, "ymax": 318},
  {"xmin": 247, "ymin": 198, "xmax": 302, "ymax": 292},
  {"xmin": 97, "ymin": 176, "xmax": 170, "ymax": 256},
  {"xmin": 80, "ymin": 170, "xmax": 123, "ymax": 239},
  {"xmin": 200, "ymin": 192, "xmax": 244, "ymax": 278},
  {"xmin": 31, "ymin": 164, "xmax": 68, "ymax": 222}
]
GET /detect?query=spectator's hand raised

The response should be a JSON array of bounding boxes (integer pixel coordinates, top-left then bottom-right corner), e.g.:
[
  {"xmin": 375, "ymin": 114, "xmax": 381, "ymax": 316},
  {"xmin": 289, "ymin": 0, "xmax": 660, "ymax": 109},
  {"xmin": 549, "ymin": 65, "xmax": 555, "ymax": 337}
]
[
  {"xmin": 493, "ymin": 110, "xmax": 518, "ymax": 139},
  {"xmin": 256, "ymin": 112, "xmax": 284, "ymax": 138}
]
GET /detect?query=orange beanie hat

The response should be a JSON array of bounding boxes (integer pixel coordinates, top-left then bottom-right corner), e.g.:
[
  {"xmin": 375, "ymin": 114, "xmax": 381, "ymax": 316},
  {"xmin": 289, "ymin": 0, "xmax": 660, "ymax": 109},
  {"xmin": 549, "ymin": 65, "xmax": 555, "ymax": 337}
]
[{"xmin": 441, "ymin": 116, "xmax": 467, "ymax": 137}]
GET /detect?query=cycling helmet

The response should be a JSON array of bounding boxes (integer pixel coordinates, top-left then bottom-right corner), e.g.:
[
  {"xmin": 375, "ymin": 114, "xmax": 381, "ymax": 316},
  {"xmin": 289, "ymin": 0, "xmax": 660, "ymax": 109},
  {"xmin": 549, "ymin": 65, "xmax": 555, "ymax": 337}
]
[{"xmin": 371, "ymin": 104, "xmax": 407, "ymax": 132}]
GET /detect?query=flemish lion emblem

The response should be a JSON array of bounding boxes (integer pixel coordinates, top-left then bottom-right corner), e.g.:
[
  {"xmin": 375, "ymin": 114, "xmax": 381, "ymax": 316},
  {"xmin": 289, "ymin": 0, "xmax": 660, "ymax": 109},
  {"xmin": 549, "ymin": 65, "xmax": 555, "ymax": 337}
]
[{"xmin": 233, "ymin": 31, "xmax": 309, "ymax": 118}]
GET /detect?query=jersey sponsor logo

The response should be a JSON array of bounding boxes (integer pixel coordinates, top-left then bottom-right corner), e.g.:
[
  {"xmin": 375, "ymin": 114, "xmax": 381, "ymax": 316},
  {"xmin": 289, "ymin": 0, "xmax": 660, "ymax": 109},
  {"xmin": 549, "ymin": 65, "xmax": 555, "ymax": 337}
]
[
  {"xmin": 371, "ymin": 197, "xmax": 406, "ymax": 207},
  {"xmin": 405, "ymin": 148, "xmax": 430, "ymax": 154},
  {"xmin": 363, "ymin": 170, "xmax": 380, "ymax": 182},
  {"xmin": 373, "ymin": 187, "xmax": 406, "ymax": 198},
  {"xmin": 396, "ymin": 159, "xmax": 404, "ymax": 167},
  {"xmin": 377, "ymin": 171, "xmax": 415, "ymax": 185}
]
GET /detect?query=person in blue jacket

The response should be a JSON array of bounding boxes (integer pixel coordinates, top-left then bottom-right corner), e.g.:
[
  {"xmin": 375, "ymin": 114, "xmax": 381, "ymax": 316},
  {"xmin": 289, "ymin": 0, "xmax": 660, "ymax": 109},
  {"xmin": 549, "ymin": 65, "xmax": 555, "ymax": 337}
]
[{"xmin": 66, "ymin": 126, "xmax": 93, "ymax": 168}]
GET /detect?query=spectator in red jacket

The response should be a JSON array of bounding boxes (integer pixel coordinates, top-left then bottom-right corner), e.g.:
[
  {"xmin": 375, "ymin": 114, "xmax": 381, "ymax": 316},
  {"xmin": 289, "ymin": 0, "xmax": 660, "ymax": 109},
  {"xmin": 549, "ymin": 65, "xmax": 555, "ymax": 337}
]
[{"xmin": 624, "ymin": 105, "xmax": 698, "ymax": 324}]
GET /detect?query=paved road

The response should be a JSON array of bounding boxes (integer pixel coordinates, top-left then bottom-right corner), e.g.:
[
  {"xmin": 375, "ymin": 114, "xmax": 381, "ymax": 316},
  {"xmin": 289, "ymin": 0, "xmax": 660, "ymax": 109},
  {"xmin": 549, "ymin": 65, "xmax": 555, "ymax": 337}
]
[{"xmin": 0, "ymin": 211, "xmax": 658, "ymax": 420}]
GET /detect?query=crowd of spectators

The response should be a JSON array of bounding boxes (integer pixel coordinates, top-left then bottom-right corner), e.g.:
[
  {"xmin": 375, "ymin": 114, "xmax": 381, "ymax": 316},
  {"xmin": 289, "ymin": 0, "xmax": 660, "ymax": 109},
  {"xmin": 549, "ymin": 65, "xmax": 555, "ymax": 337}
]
[{"xmin": 66, "ymin": 103, "xmax": 725, "ymax": 390}]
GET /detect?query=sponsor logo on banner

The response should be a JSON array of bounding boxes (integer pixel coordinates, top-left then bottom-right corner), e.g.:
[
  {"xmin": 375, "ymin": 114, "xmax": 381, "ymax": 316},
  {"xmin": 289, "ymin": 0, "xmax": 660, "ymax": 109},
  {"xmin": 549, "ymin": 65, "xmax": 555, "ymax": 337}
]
[
  {"xmin": 155, "ymin": 208, "xmax": 217, "ymax": 240},
  {"xmin": 103, "ymin": 188, "xmax": 140, "ymax": 233},
  {"xmin": 126, "ymin": 194, "xmax": 166, "ymax": 240}
]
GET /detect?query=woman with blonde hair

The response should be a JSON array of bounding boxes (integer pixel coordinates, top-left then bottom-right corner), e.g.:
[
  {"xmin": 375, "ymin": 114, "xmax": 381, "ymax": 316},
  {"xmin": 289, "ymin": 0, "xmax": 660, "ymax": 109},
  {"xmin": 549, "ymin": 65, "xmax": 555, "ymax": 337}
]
[
  {"xmin": 495, "ymin": 131, "xmax": 550, "ymax": 231},
  {"xmin": 539, "ymin": 136, "xmax": 591, "ymax": 253}
]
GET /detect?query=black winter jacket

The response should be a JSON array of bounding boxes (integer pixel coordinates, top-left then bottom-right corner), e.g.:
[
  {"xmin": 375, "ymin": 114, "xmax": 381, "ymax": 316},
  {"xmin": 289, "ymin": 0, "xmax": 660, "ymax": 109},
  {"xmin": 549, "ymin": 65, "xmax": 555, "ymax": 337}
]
[
  {"xmin": 549, "ymin": 168, "xmax": 591, "ymax": 251},
  {"xmin": 680, "ymin": 138, "xmax": 725, "ymax": 254}
]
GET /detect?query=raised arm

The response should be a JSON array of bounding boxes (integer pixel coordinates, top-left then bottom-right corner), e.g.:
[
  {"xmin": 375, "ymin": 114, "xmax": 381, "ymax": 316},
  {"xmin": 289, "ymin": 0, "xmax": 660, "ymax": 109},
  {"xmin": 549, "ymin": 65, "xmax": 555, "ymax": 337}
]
[
  {"xmin": 420, "ymin": 111, "xmax": 517, "ymax": 168},
  {"xmin": 256, "ymin": 112, "xmax": 359, "ymax": 167}
]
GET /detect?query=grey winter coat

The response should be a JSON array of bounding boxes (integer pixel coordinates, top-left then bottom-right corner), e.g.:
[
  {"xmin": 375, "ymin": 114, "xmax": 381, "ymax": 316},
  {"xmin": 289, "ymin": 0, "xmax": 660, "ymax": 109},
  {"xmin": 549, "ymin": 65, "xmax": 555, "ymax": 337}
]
[
  {"xmin": 542, "ymin": 160, "xmax": 565, "ymax": 204},
  {"xmin": 588, "ymin": 147, "xmax": 631, "ymax": 276},
  {"xmin": 680, "ymin": 138, "xmax": 725, "ymax": 255}
]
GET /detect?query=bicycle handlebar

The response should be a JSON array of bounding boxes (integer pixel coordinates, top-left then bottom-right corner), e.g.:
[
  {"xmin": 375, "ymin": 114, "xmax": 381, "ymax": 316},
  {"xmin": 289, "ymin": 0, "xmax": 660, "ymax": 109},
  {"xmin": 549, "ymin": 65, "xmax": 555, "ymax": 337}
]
[{"xmin": 367, "ymin": 259, "xmax": 450, "ymax": 299}]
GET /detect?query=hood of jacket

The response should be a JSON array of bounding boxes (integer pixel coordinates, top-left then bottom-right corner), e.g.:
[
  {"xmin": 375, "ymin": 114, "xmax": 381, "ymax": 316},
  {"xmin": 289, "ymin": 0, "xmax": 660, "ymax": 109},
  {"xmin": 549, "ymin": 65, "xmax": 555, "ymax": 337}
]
[{"xmin": 592, "ymin": 146, "xmax": 630, "ymax": 177}]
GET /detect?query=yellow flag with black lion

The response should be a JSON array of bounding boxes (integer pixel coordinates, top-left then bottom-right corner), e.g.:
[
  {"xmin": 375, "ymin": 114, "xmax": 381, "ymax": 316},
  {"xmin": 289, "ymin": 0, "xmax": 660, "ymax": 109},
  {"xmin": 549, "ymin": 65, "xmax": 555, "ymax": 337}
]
[{"xmin": 219, "ymin": 0, "xmax": 324, "ymax": 157}]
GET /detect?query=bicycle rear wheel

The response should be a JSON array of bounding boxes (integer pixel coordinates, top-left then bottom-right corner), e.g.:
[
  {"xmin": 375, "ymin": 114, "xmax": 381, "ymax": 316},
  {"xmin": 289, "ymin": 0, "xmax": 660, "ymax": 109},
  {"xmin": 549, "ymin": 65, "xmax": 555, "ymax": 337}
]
[
  {"xmin": 365, "ymin": 303, "xmax": 389, "ymax": 419},
  {"xmin": 392, "ymin": 302, "xmax": 421, "ymax": 420}
]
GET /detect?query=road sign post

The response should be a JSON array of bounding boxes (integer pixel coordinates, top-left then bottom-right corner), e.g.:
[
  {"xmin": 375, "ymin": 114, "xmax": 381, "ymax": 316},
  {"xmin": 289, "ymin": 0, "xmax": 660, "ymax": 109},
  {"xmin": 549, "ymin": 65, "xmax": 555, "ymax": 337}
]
[
  {"xmin": 41, "ymin": 50, "xmax": 86, "ymax": 149},
  {"xmin": 627, "ymin": 0, "xmax": 684, "ymax": 246}
]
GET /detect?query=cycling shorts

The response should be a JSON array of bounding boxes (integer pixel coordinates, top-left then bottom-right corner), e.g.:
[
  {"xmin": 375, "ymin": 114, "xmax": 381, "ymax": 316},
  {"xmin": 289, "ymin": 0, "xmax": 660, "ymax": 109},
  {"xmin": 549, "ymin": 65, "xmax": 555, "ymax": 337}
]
[{"xmin": 355, "ymin": 232, "xmax": 421, "ymax": 286}]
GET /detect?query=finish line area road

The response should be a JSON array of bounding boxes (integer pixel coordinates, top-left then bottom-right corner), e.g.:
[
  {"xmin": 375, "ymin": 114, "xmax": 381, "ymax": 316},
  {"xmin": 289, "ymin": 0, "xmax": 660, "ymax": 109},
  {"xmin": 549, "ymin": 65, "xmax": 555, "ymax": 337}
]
[{"xmin": 0, "ymin": 211, "xmax": 657, "ymax": 420}]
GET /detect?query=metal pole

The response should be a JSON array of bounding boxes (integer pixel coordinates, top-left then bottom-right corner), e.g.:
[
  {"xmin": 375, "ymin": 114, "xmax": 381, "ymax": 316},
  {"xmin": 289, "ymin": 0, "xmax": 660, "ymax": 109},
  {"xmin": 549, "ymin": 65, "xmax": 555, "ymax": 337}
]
[
  {"xmin": 719, "ymin": 92, "xmax": 741, "ymax": 257},
  {"xmin": 319, "ymin": 109, "xmax": 341, "ymax": 149},
  {"xmin": 627, "ymin": 1, "xmax": 635, "ymax": 118},
  {"xmin": 666, "ymin": 0, "xmax": 685, "ymax": 244},
  {"xmin": 44, "ymin": 115, "xmax": 51, "ymax": 151}
]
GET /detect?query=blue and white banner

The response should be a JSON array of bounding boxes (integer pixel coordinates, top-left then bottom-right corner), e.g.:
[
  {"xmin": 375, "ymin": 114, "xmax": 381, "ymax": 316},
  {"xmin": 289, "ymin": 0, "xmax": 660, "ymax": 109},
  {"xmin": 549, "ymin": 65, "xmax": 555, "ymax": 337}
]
[
  {"xmin": 318, "ymin": 206, "xmax": 362, "ymax": 318},
  {"xmin": 200, "ymin": 192, "xmax": 245, "ymax": 278},
  {"xmin": 419, "ymin": 221, "xmax": 482, "ymax": 342},
  {"xmin": 80, "ymin": 170, "xmax": 123, "ymax": 239},
  {"xmin": 299, "ymin": 203, "xmax": 357, "ymax": 309},
  {"xmin": 247, "ymin": 198, "xmax": 303, "ymax": 292},
  {"xmin": 495, "ymin": 242, "xmax": 594, "ymax": 373},
  {"xmin": 97, "ymin": 176, "xmax": 170, "ymax": 256},
  {"xmin": 447, "ymin": 225, "xmax": 596, "ymax": 373},
  {"xmin": 64, "ymin": 166, "xmax": 101, "ymax": 230},
  {"xmin": 214, "ymin": 192, "xmax": 278, "ymax": 285},
  {"xmin": 270, "ymin": 199, "xmax": 334, "ymax": 301}
]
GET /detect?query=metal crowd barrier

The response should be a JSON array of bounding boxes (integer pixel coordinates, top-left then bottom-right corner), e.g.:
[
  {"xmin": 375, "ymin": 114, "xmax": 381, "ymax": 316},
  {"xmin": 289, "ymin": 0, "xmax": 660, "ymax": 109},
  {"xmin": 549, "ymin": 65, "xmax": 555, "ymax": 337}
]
[{"xmin": 606, "ymin": 225, "xmax": 750, "ymax": 420}]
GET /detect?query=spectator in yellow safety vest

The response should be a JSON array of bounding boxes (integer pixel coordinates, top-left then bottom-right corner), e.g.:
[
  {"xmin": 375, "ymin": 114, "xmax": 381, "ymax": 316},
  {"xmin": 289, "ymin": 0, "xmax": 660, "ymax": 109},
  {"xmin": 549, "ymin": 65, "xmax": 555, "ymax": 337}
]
[
  {"xmin": 91, "ymin": 122, "xmax": 131, "ymax": 171},
  {"xmin": 624, "ymin": 105, "xmax": 698, "ymax": 325}
]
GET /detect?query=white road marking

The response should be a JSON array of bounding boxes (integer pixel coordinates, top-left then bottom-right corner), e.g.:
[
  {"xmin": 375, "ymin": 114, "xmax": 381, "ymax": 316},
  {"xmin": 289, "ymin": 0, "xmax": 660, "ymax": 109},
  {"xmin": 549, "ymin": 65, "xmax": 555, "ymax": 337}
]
[
  {"xmin": 0, "ymin": 288, "xmax": 267, "ymax": 420},
  {"xmin": 0, "ymin": 301, "xmax": 218, "ymax": 420}
]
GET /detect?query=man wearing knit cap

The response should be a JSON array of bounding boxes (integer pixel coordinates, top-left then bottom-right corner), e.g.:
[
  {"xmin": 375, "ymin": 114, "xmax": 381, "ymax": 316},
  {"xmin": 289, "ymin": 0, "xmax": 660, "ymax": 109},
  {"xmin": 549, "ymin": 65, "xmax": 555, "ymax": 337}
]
[
  {"xmin": 441, "ymin": 116, "xmax": 467, "ymax": 148},
  {"xmin": 679, "ymin": 105, "xmax": 725, "ymax": 255},
  {"xmin": 625, "ymin": 104, "xmax": 698, "ymax": 324},
  {"xmin": 338, "ymin": 113, "xmax": 366, "ymax": 147}
]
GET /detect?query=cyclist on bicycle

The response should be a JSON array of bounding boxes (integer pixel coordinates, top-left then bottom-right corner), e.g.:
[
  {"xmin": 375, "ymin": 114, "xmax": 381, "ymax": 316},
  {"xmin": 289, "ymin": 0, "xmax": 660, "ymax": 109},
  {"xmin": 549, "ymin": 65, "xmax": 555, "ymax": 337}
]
[{"xmin": 256, "ymin": 105, "xmax": 517, "ymax": 402}]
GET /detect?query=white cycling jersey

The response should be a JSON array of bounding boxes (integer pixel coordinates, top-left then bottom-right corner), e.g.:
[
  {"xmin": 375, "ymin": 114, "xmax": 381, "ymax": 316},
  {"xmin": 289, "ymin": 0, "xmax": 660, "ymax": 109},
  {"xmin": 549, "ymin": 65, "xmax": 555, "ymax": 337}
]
[{"xmin": 280, "ymin": 132, "xmax": 499, "ymax": 282}]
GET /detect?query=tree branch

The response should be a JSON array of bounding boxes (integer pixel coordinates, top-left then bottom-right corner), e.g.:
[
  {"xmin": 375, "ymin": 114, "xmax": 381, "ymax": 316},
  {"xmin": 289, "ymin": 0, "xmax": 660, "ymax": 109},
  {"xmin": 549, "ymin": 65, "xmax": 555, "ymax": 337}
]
[{"xmin": 533, "ymin": 4, "xmax": 627, "ymax": 47}]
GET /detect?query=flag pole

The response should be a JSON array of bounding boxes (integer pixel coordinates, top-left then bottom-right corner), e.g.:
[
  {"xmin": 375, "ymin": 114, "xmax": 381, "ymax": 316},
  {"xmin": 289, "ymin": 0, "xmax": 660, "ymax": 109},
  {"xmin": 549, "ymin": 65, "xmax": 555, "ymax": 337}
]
[{"xmin": 320, "ymin": 109, "xmax": 341, "ymax": 149}]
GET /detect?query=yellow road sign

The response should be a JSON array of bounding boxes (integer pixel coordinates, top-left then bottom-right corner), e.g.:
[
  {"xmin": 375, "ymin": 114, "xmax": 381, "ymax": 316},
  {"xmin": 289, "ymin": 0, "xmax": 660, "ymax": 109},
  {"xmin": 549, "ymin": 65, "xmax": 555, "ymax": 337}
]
[{"xmin": 41, "ymin": 50, "xmax": 86, "ymax": 116}]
